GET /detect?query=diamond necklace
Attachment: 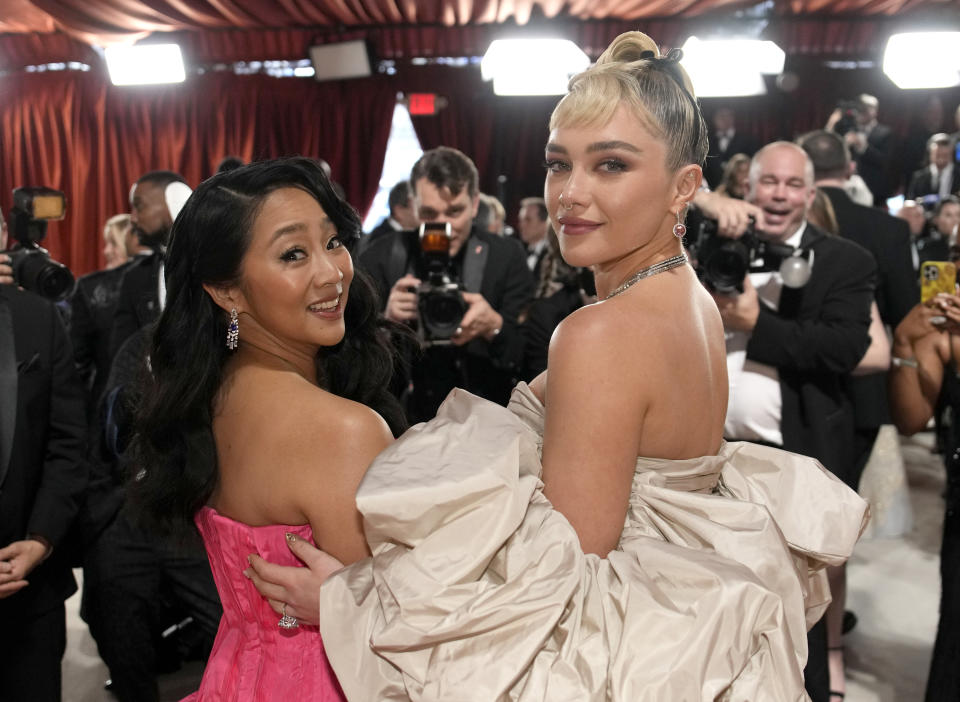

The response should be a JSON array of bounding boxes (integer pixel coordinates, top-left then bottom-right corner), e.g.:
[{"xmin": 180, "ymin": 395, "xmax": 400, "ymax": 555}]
[{"xmin": 603, "ymin": 253, "xmax": 689, "ymax": 300}]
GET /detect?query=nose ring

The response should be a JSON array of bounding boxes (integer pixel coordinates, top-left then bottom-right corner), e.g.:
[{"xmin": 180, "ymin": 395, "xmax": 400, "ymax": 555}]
[{"xmin": 559, "ymin": 193, "xmax": 574, "ymax": 211}]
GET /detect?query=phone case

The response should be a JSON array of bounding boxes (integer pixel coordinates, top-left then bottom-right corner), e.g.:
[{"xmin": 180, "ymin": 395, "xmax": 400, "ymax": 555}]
[{"xmin": 920, "ymin": 260, "xmax": 957, "ymax": 304}]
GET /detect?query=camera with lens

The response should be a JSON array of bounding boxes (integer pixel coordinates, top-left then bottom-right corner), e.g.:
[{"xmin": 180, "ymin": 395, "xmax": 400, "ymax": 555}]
[
  {"xmin": 1, "ymin": 187, "xmax": 74, "ymax": 301},
  {"xmin": 412, "ymin": 222, "xmax": 467, "ymax": 344},
  {"xmin": 832, "ymin": 100, "xmax": 863, "ymax": 137},
  {"xmin": 686, "ymin": 217, "xmax": 812, "ymax": 294}
]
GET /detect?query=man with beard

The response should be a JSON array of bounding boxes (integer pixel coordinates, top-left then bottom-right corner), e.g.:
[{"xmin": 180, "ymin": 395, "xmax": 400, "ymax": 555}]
[{"xmin": 109, "ymin": 171, "xmax": 192, "ymax": 358}]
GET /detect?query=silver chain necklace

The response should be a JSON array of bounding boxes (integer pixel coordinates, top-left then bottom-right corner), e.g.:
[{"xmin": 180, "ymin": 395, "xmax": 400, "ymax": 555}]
[{"xmin": 603, "ymin": 253, "xmax": 689, "ymax": 300}]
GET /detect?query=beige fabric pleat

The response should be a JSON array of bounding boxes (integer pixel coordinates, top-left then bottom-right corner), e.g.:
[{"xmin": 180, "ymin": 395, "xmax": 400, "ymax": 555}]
[{"xmin": 319, "ymin": 385, "xmax": 868, "ymax": 701}]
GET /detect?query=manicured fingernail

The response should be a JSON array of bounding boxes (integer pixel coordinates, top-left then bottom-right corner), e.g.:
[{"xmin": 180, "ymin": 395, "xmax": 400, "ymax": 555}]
[
  {"xmin": 247, "ymin": 554, "xmax": 253, "ymax": 564},
  {"xmin": 285, "ymin": 532, "xmax": 297, "ymax": 543},
  {"xmin": 242, "ymin": 568, "xmax": 252, "ymax": 579}
]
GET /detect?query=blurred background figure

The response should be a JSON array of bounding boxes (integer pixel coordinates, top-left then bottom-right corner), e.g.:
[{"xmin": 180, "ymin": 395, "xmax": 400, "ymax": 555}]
[
  {"xmin": 828, "ymin": 94, "xmax": 895, "ymax": 207},
  {"xmin": 907, "ymin": 133, "xmax": 960, "ymax": 201},
  {"xmin": 102, "ymin": 214, "xmax": 135, "ymax": 269},
  {"xmin": 715, "ymin": 153, "xmax": 751, "ymax": 200},
  {"xmin": 704, "ymin": 107, "xmax": 756, "ymax": 189},
  {"xmin": 475, "ymin": 192, "xmax": 506, "ymax": 235},
  {"xmin": 517, "ymin": 196, "xmax": 549, "ymax": 282},
  {"xmin": 363, "ymin": 180, "xmax": 418, "ymax": 252}
]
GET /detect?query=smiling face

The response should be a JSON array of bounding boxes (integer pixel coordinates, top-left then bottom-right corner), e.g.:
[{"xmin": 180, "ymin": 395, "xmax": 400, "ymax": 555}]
[
  {"xmin": 544, "ymin": 104, "xmax": 697, "ymax": 271},
  {"xmin": 228, "ymin": 187, "xmax": 354, "ymax": 352},
  {"xmin": 748, "ymin": 144, "xmax": 816, "ymax": 243}
]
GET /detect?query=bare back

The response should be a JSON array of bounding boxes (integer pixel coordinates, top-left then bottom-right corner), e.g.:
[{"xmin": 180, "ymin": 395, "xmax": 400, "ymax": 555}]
[
  {"xmin": 535, "ymin": 265, "xmax": 728, "ymax": 555},
  {"xmin": 209, "ymin": 360, "xmax": 392, "ymax": 565}
]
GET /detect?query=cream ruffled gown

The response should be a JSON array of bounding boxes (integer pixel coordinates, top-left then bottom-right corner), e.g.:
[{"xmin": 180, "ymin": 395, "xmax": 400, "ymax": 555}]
[{"xmin": 318, "ymin": 385, "xmax": 868, "ymax": 701}]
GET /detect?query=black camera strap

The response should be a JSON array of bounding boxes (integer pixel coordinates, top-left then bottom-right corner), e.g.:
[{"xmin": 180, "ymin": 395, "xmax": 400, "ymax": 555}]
[{"xmin": 0, "ymin": 296, "xmax": 17, "ymax": 492}]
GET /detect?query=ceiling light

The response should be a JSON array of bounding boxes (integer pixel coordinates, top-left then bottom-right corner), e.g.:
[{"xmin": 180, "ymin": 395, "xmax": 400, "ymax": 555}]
[
  {"xmin": 680, "ymin": 37, "xmax": 784, "ymax": 98},
  {"xmin": 105, "ymin": 44, "xmax": 186, "ymax": 86},
  {"xmin": 883, "ymin": 32, "xmax": 960, "ymax": 89},
  {"xmin": 481, "ymin": 39, "xmax": 590, "ymax": 96}
]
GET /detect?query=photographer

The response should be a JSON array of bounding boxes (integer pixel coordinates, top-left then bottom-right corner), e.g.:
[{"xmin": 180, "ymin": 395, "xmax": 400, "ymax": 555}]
[
  {"xmin": 907, "ymin": 133, "xmax": 960, "ymax": 201},
  {"xmin": 827, "ymin": 94, "xmax": 894, "ymax": 207},
  {"xmin": 358, "ymin": 147, "xmax": 533, "ymax": 423},
  {"xmin": 708, "ymin": 142, "xmax": 875, "ymax": 702}
]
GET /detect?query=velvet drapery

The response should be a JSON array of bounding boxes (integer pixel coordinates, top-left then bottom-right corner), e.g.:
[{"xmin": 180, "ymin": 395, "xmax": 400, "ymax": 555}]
[{"xmin": 0, "ymin": 70, "xmax": 396, "ymax": 275}]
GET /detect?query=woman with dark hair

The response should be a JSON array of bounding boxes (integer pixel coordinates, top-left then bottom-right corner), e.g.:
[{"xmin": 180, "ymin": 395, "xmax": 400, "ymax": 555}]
[
  {"xmin": 133, "ymin": 157, "xmax": 405, "ymax": 701},
  {"xmin": 890, "ymin": 292, "xmax": 960, "ymax": 702},
  {"xmin": 248, "ymin": 34, "xmax": 867, "ymax": 700}
]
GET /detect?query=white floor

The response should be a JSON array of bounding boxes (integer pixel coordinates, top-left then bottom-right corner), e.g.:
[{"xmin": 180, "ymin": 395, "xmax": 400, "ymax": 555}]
[{"xmin": 62, "ymin": 433, "xmax": 947, "ymax": 701}]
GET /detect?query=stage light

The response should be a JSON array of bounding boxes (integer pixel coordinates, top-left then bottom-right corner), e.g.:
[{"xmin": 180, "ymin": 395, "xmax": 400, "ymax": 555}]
[
  {"xmin": 883, "ymin": 32, "xmax": 960, "ymax": 89},
  {"xmin": 680, "ymin": 37, "xmax": 785, "ymax": 97},
  {"xmin": 105, "ymin": 44, "xmax": 186, "ymax": 86},
  {"xmin": 481, "ymin": 39, "xmax": 590, "ymax": 96}
]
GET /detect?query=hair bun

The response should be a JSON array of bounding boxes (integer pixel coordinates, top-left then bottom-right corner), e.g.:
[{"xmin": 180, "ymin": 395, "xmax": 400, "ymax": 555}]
[{"xmin": 596, "ymin": 32, "xmax": 661, "ymax": 66}]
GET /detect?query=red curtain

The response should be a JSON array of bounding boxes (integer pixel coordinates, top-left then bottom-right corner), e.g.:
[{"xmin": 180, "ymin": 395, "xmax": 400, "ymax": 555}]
[{"xmin": 0, "ymin": 70, "xmax": 396, "ymax": 275}]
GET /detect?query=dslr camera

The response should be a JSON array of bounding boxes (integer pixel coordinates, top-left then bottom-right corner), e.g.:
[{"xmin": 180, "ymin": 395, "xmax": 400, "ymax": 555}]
[
  {"xmin": 2, "ymin": 187, "xmax": 74, "ymax": 301},
  {"xmin": 831, "ymin": 100, "xmax": 863, "ymax": 137},
  {"xmin": 413, "ymin": 222, "xmax": 467, "ymax": 344},
  {"xmin": 686, "ymin": 217, "xmax": 812, "ymax": 294}
]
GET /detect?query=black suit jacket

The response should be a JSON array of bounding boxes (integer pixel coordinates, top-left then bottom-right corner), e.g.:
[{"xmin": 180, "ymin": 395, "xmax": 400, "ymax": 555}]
[
  {"xmin": 744, "ymin": 225, "xmax": 875, "ymax": 474},
  {"xmin": 704, "ymin": 130, "xmax": 757, "ymax": 189},
  {"xmin": 856, "ymin": 123, "xmax": 895, "ymax": 206},
  {"xmin": 0, "ymin": 286, "xmax": 87, "ymax": 619},
  {"xmin": 109, "ymin": 252, "xmax": 161, "ymax": 358},
  {"xmin": 821, "ymin": 187, "xmax": 917, "ymax": 430},
  {"xmin": 821, "ymin": 187, "xmax": 916, "ymax": 327},
  {"xmin": 69, "ymin": 260, "xmax": 136, "ymax": 417},
  {"xmin": 906, "ymin": 166, "xmax": 960, "ymax": 201},
  {"xmin": 358, "ymin": 226, "xmax": 533, "ymax": 418}
]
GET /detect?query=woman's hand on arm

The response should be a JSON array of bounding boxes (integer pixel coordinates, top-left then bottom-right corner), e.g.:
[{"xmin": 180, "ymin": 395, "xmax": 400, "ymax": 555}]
[
  {"xmin": 245, "ymin": 537, "xmax": 344, "ymax": 625},
  {"xmin": 246, "ymin": 400, "xmax": 393, "ymax": 624}
]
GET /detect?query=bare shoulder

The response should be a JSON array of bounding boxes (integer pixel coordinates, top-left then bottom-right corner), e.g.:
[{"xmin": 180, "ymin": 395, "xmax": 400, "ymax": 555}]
[{"xmin": 282, "ymin": 380, "xmax": 393, "ymax": 457}]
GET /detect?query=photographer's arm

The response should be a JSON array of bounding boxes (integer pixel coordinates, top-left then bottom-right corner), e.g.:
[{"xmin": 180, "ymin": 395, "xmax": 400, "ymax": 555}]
[{"xmin": 691, "ymin": 191, "xmax": 767, "ymax": 238}]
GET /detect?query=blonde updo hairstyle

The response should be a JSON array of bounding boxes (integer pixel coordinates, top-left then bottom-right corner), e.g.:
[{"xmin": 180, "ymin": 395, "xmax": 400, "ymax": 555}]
[{"xmin": 550, "ymin": 32, "xmax": 708, "ymax": 173}]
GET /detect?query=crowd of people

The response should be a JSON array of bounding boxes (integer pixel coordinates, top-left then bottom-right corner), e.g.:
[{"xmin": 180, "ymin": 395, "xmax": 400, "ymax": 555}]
[{"xmin": 1, "ymin": 30, "xmax": 960, "ymax": 702}]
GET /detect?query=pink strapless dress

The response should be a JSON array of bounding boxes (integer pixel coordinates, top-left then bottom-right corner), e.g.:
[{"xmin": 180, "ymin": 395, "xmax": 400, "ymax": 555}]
[{"xmin": 182, "ymin": 506, "xmax": 345, "ymax": 702}]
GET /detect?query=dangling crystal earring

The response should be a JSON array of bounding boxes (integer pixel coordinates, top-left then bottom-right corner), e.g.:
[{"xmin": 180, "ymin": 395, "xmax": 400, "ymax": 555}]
[
  {"xmin": 226, "ymin": 308, "xmax": 239, "ymax": 350},
  {"xmin": 672, "ymin": 208, "xmax": 687, "ymax": 239}
]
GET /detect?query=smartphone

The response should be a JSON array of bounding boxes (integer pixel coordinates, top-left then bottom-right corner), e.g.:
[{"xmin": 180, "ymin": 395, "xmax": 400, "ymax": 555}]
[{"xmin": 920, "ymin": 260, "xmax": 957, "ymax": 305}]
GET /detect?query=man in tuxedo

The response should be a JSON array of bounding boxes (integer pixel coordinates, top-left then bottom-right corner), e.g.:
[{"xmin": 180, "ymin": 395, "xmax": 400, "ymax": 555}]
[
  {"xmin": 358, "ymin": 146, "xmax": 533, "ymax": 423},
  {"xmin": 830, "ymin": 94, "xmax": 895, "ymax": 207},
  {"xmin": 800, "ymin": 130, "xmax": 917, "ymax": 473},
  {"xmin": 907, "ymin": 133, "xmax": 960, "ymax": 202},
  {"xmin": 517, "ymin": 197, "xmax": 549, "ymax": 286},
  {"xmin": 712, "ymin": 142, "xmax": 875, "ymax": 702},
  {"xmin": 363, "ymin": 179, "xmax": 418, "ymax": 248},
  {"xmin": 70, "ymin": 216, "xmax": 152, "ymax": 422},
  {"xmin": 0, "ymin": 216, "xmax": 88, "ymax": 701},
  {"xmin": 704, "ymin": 107, "xmax": 757, "ymax": 189},
  {"xmin": 109, "ymin": 170, "xmax": 192, "ymax": 358}
]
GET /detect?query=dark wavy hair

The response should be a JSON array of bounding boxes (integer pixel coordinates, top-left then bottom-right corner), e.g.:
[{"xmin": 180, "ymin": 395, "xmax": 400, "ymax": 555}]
[{"xmin": 131, "ymin": 156, "xmax": 407, "ymax": 539}]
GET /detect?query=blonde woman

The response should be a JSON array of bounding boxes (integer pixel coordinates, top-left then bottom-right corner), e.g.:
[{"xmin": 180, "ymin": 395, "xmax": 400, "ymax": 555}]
[{"xmin": 250, "ymin": 33, "xmax": 867, "ymax": 700}]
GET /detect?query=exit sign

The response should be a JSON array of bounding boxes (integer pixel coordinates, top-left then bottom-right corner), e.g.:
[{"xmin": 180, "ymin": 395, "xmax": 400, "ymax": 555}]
[{"xmin": 408, "ymin": 93, "xmax": 437, "ymax": 115}]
